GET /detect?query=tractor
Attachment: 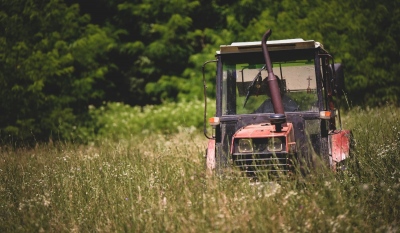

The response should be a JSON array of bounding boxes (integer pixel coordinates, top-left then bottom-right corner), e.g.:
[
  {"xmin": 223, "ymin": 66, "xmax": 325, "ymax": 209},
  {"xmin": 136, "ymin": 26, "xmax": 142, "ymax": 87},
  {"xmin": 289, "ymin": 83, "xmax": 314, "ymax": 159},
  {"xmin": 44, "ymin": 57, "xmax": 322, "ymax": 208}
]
[{"xmin": 202, "ymin": 29, "xmax": 351, "ymax": 178}]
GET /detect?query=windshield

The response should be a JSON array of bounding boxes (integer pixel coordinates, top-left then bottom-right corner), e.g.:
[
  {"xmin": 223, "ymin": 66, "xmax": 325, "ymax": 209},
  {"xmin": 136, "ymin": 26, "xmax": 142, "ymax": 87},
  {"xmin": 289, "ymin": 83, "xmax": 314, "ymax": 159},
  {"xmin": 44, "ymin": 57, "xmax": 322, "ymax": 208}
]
[{"xmin": 222, "ymin": 60, "xmax": 319, "ymax": 115}]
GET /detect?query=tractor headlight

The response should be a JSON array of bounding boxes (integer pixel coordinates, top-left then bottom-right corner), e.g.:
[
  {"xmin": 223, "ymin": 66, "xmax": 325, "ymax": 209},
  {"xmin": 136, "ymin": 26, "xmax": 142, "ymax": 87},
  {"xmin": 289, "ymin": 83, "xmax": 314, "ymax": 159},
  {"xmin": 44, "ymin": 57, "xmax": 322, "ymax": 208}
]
[
  {"xmin": 267, "ymin": 137, "xmax": 283, "ymax": 152},
  {"xmin": 238, "ymin": 139, "xmax": 253, "ymax": 153}
]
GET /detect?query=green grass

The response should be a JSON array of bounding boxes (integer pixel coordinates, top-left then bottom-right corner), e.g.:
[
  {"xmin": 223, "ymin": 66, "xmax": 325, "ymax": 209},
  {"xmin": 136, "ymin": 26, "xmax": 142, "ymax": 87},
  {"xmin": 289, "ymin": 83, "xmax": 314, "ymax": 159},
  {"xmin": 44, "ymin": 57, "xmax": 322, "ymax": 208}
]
[{"xmin": 0, "ymin": 104, "xmax": 399, "ymax": 232}]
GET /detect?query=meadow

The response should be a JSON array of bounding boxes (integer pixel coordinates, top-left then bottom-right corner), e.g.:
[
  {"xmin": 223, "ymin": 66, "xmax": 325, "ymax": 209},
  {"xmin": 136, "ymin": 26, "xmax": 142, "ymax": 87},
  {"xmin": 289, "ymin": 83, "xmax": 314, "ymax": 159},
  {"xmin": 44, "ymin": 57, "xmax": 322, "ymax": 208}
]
[{"xmin": 1, "ymin": 102, "xmax": 399, "ymax": 232}]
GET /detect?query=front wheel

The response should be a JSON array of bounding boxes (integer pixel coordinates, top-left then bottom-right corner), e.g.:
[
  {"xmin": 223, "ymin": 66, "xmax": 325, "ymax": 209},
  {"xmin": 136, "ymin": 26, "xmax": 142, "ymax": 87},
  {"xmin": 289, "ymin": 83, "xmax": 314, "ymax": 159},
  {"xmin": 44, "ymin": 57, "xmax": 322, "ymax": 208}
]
[{"xmin": 215, "ymin": 143, "xmax": 230, "ymax": 176}]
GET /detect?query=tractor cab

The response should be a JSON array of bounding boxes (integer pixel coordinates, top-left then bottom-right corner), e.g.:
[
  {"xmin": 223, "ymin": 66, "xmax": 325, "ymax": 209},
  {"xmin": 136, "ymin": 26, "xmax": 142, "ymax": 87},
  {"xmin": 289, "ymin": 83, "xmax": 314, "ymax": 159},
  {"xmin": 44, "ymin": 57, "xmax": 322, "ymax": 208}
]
[{"xmin": 203, "ymin": 30, "xmax": 351, "ymax": 178}]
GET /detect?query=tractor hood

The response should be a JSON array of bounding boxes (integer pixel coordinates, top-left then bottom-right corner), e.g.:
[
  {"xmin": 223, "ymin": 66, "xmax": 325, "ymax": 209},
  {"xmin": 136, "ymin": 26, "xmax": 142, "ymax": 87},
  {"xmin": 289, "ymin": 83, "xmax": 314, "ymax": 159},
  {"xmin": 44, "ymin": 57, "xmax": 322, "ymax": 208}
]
[{"xmin": 232, "ymin": 123, "xmax": 292, "ymax": 138}]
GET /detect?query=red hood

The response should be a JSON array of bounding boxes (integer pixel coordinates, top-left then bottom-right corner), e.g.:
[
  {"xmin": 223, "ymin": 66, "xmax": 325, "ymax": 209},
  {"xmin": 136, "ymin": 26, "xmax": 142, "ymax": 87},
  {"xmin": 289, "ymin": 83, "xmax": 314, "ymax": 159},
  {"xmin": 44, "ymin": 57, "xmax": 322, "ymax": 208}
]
[{"xmin": 233, "ymin": 123, "xmax": 292, "ymax": 138}]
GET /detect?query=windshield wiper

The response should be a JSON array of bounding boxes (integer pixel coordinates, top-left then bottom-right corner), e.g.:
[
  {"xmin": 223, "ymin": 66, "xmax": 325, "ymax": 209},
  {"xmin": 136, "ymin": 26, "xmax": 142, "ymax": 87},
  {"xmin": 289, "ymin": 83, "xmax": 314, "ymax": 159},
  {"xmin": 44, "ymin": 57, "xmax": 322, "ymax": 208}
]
[{"xmin": 243, "ymin": 65, "xmax": 266, "ymax": 107}]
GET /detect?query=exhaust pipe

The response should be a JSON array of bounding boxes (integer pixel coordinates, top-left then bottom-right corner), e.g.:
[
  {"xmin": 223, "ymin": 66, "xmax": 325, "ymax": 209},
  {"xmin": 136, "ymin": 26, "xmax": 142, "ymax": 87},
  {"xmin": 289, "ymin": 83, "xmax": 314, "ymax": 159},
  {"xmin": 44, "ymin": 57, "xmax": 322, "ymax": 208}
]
[
  {"xmin": 261, "ymin": 29, "xmax": 284, "ymax": 115},
  {"xmin": 262, "ymin": 29, "xmax": 286, "ymax": 131}
]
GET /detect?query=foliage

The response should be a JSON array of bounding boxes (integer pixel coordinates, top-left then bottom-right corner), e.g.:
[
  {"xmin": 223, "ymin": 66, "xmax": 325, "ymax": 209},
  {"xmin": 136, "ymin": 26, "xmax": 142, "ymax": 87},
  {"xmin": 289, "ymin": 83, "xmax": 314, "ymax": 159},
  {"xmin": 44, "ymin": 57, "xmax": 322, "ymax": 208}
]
[
  {"xmin": 339, "ymin": 105, "xmax": 400, "ymax": 225},
  {"xmin": 88, "ymin": 99, "xmax": 212, "ymax": 140},
  {"xmin": 132, "ymin": 0, "xmax": 400, "ymax": 105},
  {"xmin": 0, "ymin": 107, "xmax": 399, "ymax": 232},
  {"xmin": 1, "ymin": 0, "xmax": 400, "ymax": 142},
  {"xmin": 304, "ymin": 0, "xmax": 400, "ymax": 106},
  {"xmin": 0, "ymin": 0, "xmax": 119, "ymax": 142},
  {"xmin": 1, "ymin": 99, "xmax": 213, "ymax": 144}
]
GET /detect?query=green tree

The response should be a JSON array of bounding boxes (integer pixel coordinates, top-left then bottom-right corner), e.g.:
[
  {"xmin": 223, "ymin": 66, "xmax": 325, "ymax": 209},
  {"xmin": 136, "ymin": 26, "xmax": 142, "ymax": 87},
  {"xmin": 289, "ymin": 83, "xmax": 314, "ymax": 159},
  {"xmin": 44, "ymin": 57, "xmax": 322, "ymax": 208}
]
[
  {"xmin": 0, "ymin": 0, "xmax": 118, "ymax": 142},
  {"xmin": 301, "ymin": 0, "xmax": 400, "ymax": 105},
  {"xmin": 112, "ymin": 0, "xmax": 211, "ymax": 103},
  {"xmin": 2, "ymin": 0, "xmax": 400, "ymax": 143}
]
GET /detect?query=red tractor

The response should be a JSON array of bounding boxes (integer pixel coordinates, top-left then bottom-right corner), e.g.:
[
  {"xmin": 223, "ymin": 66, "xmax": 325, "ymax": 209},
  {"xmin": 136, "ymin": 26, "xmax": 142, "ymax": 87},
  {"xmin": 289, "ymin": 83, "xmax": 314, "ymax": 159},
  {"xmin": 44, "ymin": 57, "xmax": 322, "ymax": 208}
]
[{"xmin": 202, "ymin": 29, "xmax": 351, "ymax": 178}]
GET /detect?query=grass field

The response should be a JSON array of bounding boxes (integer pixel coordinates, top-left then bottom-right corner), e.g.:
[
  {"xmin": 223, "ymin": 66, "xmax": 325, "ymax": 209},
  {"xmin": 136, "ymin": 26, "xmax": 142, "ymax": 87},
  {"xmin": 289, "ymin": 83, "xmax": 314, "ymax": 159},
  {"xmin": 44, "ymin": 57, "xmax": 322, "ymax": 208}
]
[{"xmin": 1, "ymin": 105, "xmax": 399, "ymax": 232}]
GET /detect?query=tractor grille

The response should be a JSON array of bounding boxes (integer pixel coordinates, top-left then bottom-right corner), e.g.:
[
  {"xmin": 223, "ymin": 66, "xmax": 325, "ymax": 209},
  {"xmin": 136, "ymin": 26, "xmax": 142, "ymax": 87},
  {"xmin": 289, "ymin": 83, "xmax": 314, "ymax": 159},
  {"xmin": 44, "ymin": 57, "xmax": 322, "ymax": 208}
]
[{"xmin": 232, "ymin": 152, "xmax": 293, "ymax": 177}]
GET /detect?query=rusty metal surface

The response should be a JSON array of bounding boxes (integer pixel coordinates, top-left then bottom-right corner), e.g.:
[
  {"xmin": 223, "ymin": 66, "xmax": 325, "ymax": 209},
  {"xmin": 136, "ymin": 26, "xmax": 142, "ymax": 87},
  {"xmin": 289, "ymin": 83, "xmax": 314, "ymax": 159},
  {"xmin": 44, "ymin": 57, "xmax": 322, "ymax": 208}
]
[
  {"xmin": 230, "ymin": 123, "xmax": 294, "ymax": 154},
  {"xmin": 261, "ymin": 30, "xmax": 285, "ymax": 115},
  {"xmin": 331, "ymin": 130, "xmax": 351, "ymax": 162},
  {"xmin": 207, "ymin": 29, "xmax": 351, "ymax": 174},
  {"xmin": 232, "ymin": 123, "xmax": 292, "ymax": 138},
  {"xmin": 219, "ymin": 113, "xmax": 316, "ymax": 160},
  {"xmin": 206, "ymin": 138, "xmax": 216, "ymax": 170}
]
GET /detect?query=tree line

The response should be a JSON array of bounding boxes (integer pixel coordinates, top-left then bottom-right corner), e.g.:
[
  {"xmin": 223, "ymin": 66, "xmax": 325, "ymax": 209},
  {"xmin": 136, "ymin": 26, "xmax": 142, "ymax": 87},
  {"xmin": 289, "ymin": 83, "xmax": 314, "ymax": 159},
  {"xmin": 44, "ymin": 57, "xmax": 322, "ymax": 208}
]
[{"xmin": 1, "ymin": 0, "xmax": 399, "ymax": 142}]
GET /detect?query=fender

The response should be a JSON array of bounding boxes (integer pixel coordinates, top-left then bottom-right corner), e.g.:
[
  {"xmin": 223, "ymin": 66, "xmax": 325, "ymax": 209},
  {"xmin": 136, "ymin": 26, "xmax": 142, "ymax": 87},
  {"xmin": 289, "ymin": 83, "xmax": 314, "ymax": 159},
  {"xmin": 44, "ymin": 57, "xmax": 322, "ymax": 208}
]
[
  {"xmin": 206, "ymin": 138, "xmax": 216, "ymax": 171},
  {"xmin": 331, "ymin": 130, "xmax": 351, "ymax": 163}
]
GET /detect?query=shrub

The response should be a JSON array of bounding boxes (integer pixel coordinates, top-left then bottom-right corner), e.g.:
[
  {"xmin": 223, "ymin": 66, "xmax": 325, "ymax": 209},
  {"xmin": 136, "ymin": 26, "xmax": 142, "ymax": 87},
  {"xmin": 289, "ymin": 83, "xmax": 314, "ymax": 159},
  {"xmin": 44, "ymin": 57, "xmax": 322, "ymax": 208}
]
[{"xmin": 88, "ymin": 99, "xmax": 215, "ymax": 140}]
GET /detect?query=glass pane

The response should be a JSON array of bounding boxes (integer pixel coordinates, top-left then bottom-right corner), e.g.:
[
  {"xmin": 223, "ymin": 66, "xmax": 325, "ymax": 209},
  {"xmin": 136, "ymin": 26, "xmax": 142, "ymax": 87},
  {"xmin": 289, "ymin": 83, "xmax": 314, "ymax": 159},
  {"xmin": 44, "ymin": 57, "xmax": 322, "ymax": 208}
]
[{"xmin": 222, "ymin": 60, "xmax": 319, "ymax": 115}]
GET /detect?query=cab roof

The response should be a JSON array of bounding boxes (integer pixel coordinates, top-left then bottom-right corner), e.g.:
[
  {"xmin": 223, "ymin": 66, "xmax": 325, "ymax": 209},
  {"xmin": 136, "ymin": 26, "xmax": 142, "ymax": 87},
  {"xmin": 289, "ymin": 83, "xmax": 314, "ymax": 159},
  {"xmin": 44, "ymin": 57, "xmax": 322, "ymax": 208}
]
[{"xmin": 218, "ymin": 38, "xmax": 322, "ymax": 54}]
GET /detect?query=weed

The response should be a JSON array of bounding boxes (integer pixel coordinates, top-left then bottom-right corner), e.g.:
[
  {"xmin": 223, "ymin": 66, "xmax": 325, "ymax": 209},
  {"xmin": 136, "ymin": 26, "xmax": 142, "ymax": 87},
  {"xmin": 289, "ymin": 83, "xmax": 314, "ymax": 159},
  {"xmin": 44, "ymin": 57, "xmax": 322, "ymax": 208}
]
[{"xmin": 0, "ymin": 103, "xmax": 399, "ymax": 232}]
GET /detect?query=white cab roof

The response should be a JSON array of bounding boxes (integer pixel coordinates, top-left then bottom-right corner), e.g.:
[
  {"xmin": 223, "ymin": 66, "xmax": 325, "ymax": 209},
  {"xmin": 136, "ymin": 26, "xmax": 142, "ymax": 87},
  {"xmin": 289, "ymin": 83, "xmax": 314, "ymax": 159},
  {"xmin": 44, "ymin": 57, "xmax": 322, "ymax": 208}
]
[{"xmin": 218, "ymin": 38, "xmax": 322, "ymax": 54}]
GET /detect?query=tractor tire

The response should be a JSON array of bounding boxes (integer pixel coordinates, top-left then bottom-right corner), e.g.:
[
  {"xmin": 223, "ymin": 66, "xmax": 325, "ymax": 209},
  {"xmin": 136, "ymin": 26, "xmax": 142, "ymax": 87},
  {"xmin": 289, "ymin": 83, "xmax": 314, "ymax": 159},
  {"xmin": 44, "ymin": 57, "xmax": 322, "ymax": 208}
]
[
  {"xmin": 215, "ymin": 143, "xmax": 229, "ymax": 176},
  {"xmin": 319, "ymin": 136, "xmax": 331, "ymax": 170}
]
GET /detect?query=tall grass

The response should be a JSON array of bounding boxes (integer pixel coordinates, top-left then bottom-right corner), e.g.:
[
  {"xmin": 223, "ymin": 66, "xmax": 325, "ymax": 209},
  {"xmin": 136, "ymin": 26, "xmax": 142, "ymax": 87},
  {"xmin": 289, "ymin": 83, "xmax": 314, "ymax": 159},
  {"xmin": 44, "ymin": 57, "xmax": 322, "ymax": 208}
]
[{"xmin": 0, "ymin": 103, "xmax": 399, "ymax": 232}]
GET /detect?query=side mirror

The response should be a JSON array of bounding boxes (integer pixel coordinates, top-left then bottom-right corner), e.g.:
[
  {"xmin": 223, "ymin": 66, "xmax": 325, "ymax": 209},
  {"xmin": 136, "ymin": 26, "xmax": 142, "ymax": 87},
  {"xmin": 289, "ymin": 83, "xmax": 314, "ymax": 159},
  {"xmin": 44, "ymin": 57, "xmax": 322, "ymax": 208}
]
[{"xmin": 334, "ymin": 63, "xmax": 345, "ymax": 96}]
